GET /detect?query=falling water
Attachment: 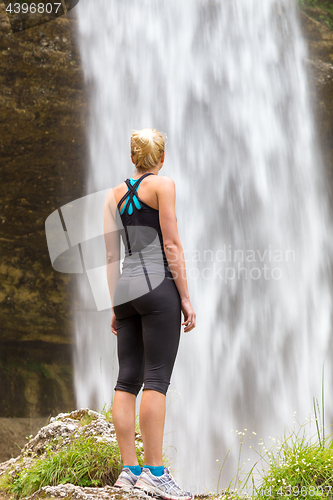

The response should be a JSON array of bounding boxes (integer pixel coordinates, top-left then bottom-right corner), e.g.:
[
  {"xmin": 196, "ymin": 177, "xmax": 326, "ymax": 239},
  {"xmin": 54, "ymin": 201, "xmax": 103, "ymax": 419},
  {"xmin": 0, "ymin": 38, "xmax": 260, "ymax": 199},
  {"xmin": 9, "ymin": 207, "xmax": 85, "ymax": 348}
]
[{"xmin": 72, "ymin": 0, "xmax": 333, "ymax": 492}]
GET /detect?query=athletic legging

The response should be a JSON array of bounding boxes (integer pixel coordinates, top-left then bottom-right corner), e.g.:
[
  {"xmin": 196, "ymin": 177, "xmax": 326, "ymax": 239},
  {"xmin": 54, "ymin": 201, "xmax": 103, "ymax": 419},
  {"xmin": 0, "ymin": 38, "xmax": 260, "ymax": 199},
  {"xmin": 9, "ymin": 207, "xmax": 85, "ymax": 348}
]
[{"xmin": 113, "ymin": 275, "xmax": 181, "ymax": 396}]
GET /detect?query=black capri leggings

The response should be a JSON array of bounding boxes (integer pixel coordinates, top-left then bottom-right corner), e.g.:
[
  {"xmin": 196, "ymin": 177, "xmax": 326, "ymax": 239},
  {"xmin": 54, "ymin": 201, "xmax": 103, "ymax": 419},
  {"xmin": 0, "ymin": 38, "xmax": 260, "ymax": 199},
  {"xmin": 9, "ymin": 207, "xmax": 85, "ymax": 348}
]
[{"xmin": 113, "ymin": 275, "xmax": 181, "ymax": 397}]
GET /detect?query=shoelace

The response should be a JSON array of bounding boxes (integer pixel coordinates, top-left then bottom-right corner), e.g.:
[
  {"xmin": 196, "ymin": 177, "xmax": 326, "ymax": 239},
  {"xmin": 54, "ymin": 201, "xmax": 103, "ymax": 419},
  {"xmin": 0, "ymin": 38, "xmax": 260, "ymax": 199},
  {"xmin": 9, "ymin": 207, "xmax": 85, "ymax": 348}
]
[
  {"xmin": 154, "ymin": 472, "xmax": 187, "ymax": 495},
  {"xmin": 123, "ymin": 469, "xmax": 139, "ymax": 483}
]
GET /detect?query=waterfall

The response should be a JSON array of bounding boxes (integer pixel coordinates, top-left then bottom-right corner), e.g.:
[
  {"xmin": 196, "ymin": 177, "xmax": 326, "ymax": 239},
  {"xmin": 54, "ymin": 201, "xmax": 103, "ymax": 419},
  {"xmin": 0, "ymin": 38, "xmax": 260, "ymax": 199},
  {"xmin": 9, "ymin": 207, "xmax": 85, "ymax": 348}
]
[{"xmin": 72, "ymin": 0, "xmax": 333, "ymax": 492}]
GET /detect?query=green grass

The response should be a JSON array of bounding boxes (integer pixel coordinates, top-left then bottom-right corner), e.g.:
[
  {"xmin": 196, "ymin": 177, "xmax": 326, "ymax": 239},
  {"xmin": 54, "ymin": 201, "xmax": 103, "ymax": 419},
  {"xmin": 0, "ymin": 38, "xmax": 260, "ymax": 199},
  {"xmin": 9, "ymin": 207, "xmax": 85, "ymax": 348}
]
[
  {"xmin": 252, "ymin": 368, "xmax": 333, "ymax": 500},
  {"xmin": 208, "ymin": 365, "xmax": 333, "ymax": 500},
  {"xmin": 0, "ymin": 404, "xmax": 172, "ymax": 499},
  {"xmin": 0, "ymin": 432, "xmax": 128, "ymax": 499},
  {"xmin": 253, "ymin": 417, "xmax": 333, "ymax": 498},
  {"xmin": 214, "ymin": 419, "xmax": 333, "ymax": 500}
]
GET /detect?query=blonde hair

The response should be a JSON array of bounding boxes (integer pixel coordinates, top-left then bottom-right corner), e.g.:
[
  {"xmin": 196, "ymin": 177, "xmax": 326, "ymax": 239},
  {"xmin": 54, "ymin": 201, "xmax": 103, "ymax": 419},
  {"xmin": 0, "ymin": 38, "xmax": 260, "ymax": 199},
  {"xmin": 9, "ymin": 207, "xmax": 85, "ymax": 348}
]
[{"xmin": 131, "ymin": 128, "xmax": 165, "ymax": 173}]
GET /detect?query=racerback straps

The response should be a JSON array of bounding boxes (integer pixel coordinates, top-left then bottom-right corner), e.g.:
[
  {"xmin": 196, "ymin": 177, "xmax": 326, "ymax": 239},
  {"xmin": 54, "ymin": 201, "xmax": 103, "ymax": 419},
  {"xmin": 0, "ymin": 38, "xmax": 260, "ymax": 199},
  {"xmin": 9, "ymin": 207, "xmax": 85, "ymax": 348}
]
[{"xmin": 118, "ymin": 172, "xmax": 155, "ymax": 215}]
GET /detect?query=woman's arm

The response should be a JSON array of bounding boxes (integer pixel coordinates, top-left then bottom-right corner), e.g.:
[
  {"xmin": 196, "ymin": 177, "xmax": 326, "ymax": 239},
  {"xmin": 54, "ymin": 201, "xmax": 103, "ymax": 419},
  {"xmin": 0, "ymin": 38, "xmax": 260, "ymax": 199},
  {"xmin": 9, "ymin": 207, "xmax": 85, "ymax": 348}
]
[
  {"xmin": 158, "ymin": 177, "xmax": 196, "ymax": 332},
  {"xmin": 157, "ymin": 177, "xmax": 190, "ymax": 300},
  {"xmin": 103, "ymin": 190, "xmax": 121, "ymax": 312}
]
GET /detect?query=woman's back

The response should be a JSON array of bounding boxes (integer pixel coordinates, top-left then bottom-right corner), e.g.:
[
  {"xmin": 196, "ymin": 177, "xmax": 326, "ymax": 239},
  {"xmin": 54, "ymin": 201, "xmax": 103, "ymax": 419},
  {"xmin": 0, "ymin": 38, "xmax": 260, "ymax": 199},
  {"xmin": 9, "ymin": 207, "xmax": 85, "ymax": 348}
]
[
  {"xmin": 113, "ymin": 172, "xmax": 173, "ymax": 278},
  {"xmin": 114, "ymin": 172, "xmax": 164, "ymax": 213}
]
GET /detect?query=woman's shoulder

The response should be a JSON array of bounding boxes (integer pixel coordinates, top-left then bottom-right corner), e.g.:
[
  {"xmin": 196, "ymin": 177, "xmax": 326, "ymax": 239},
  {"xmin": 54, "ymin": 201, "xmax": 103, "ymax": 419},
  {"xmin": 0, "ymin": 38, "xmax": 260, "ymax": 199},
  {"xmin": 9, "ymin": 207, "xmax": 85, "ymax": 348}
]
[
  {"xmin": 155, "ymin": 176, "xmax": 176, "ymax": 208},
  {"xmin": 156, "ymin": 175, "xmax": 175, "ymax": 186},
  {"xmin": 110, "ymin": 179, "xmax": 128, "ymax": 203},
  {"xmin": 105, "ymin": 180, "xmax": 127, "ymax": 217},
  {"xmin": 156, "ymin": 176, "xmax": 176, "ymax": 193}
]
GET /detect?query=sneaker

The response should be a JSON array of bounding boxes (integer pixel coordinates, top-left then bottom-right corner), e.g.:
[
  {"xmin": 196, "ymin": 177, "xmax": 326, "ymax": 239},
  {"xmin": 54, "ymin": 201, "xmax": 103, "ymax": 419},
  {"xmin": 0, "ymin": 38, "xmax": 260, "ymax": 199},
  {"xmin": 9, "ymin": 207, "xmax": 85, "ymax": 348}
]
[
  {"xmin": 134, "ymin": 466, "xmax": 193, "ymax": 500},
  {"xmin": 113, "ymin": 467, "xmax": 141, "ymax": 490}
]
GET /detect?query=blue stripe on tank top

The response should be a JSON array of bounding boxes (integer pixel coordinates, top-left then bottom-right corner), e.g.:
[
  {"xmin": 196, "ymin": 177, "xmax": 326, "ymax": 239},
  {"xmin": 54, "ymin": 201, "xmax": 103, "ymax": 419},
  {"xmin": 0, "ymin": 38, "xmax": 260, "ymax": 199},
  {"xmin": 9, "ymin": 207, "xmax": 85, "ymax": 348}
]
[{"xmin": 120, "ymin": 178, "xmax": 142, "ymax": 216}]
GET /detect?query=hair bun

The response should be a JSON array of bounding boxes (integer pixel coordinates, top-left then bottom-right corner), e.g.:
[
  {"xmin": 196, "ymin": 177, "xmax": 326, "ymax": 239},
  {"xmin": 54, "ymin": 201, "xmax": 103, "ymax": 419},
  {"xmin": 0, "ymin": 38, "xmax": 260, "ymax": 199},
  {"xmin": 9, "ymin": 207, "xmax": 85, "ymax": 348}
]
[
  {"xmin": 131, "ymin": 128, "xmax": 165, "ymax": 172},
  {"xmin": 136, "ymin": 130, "xmax": 154, "ymax": 156}
]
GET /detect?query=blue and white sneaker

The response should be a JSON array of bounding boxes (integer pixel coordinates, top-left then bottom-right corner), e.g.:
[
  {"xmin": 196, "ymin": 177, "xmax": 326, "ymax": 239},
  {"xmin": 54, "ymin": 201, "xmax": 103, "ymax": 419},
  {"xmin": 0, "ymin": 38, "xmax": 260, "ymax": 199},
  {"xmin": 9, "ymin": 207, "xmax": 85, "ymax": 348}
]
[
  {"xmin": 113, "ymin": 467, "xmax": 141, "ymax": 490},
  {"xmin": 134, "ymin": 466, "xmax": 193, "ymax": 500}
]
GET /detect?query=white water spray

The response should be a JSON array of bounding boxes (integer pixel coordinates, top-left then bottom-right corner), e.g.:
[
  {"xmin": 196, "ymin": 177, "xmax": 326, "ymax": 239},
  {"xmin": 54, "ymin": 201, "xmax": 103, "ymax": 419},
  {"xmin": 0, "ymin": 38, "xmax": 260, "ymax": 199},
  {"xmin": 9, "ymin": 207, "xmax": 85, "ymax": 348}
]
[{"xmin": 73, "ymin": 0, "xmax": 333, "ymax": 491}]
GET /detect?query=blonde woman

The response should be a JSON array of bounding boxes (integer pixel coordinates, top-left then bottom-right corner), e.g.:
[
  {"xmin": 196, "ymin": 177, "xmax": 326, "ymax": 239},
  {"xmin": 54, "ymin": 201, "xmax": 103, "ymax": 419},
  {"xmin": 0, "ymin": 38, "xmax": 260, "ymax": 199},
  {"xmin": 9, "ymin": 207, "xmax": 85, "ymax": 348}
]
[{"xmin": 104, "ymin": 128, "xmax": 196, "ymax": 500}]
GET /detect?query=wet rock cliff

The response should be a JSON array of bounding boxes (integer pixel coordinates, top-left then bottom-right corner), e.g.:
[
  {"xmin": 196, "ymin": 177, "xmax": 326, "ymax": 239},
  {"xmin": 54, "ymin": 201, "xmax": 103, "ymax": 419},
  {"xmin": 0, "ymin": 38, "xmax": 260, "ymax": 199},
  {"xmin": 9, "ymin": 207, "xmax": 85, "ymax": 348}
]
[
  {"xmin": 0, "ymin": 2, "xmax": 89, "ymax": 418},
  {"xmin": 298, "ymin": 6, "xmax": 333, "ymax": 192}
]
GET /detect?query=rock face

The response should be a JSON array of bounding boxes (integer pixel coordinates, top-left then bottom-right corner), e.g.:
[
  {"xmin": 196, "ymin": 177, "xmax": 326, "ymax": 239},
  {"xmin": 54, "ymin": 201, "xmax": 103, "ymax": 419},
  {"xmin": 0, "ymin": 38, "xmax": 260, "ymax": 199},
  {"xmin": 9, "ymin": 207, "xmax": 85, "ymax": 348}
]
[
  {"xmin": 298, "ymin": 7, "xmax": 333, "ymax": 195},
  {"xmin": 0, "ymin": 2, "xmax": 333, "ymax": 421},
  {"xmin": 0, "ymin": 416, "xmax": 49, "ymax": 463},
  {"xmin": 20, "ymin": 484, "xmax": 151, "ymax": 500},
  {"xmin": 0, "ymin": 1, "xmax": 89, "ymax": 417}
]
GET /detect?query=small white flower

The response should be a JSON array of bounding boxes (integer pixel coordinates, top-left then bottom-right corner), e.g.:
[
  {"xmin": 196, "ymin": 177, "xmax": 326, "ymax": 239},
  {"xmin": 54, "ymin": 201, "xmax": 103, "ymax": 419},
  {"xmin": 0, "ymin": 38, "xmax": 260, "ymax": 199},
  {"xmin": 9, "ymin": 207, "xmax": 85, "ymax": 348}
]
[{"xmin": 252, "ymin": 431, "xmax": 256, "ymax": 435}]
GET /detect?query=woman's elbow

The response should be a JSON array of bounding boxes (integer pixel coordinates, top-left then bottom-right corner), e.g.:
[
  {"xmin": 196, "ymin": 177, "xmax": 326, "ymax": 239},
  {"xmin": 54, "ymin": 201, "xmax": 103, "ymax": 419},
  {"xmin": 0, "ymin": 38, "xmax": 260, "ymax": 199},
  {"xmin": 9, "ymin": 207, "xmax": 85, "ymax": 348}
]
[
  {"xmin": 163, "ymin": 240, "xmax": 182, "ymax": 252},
  {"xmin": 106, "ymin": 252, "xmax": 118, "ymax": 263}
]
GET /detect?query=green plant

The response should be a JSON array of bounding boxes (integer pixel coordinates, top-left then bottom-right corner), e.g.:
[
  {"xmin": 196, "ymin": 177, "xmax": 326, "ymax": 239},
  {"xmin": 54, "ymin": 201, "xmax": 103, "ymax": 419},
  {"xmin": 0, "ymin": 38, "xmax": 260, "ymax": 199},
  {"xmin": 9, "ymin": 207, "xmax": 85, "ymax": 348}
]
[
  {"xmin": 78, "ymin": 413, "xmax": 95, "ymax": 427},
  {"xmin": 101, "ymin": 402, "xmax": 113, "ymax": 423},
  {"xmin": 0, "ymin": 428, "xmax": 144, "ymax": 499},
  {"xmin": 313, "ymin": 362, "xmax": 325, "ymax": 448},
  {"xmin": 253, "ymin": 421, "xmax": 333, "ymax": 499},
  {"xmin": 253, "ymin": 362, "xmax": 333, "ymax": 499},
  {"xmin": 297, "ymin": 0, "xmax": 333, "ymax": 30},
  {"xmin": 205, "ymin": 362, "xmax": 333, "ymax": 500}
]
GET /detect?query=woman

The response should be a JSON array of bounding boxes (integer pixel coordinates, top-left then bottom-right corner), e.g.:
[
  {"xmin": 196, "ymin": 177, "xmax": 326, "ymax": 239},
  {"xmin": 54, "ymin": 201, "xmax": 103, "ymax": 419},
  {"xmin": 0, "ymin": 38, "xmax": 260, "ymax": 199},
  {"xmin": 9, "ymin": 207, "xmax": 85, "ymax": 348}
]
[{"xmin": 104, "ymin": 128, "xmax": 196, "ymax": 500}]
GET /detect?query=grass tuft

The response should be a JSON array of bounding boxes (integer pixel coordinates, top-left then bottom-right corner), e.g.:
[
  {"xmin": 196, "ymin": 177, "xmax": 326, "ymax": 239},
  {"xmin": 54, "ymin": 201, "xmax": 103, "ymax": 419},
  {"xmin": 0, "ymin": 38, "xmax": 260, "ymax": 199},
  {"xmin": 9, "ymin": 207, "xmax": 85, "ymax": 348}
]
[
  {"xmin": 0, "ymin": 405, "xmax": 146, "ymax": 499},
  {"xmin": 0, "ymin": 404, "xmax": 173, "ymax": 499},
  {"xmin": 208, "ymin": 364, "xmax": 333, "ymax": 499},
  {"xmin": 0, "ymin": 432, "xmax": 130, "ymax": 499}
]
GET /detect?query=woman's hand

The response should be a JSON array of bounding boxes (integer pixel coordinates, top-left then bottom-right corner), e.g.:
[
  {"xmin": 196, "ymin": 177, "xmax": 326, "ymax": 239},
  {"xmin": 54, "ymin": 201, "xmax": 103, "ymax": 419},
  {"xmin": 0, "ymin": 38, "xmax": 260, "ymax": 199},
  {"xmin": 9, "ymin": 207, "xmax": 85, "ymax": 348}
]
[
  {"xmin": 111, "ymin": 312, "xmax": 117, "ymax": 336},
  {"xmin": 181, "ymin": 298, "xmax": 196, "ymax": 333}
]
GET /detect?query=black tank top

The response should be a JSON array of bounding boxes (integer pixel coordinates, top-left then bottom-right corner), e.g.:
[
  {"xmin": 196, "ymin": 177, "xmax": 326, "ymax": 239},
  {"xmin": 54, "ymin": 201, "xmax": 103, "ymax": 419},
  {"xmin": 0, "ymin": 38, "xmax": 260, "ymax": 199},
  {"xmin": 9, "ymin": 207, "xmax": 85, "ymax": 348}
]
[{"xmin": 115, "ymin": 172, "xmax": 173, "ymax": 283}]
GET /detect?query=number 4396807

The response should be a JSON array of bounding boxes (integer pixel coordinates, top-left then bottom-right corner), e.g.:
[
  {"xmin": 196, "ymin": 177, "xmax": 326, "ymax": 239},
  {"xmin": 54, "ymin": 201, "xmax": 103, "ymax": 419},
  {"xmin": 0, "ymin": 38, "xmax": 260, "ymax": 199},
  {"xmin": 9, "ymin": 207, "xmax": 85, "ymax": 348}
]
[{"xmin": 6, "ymin": 3, "xmax": 62, "ymax": 14}]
